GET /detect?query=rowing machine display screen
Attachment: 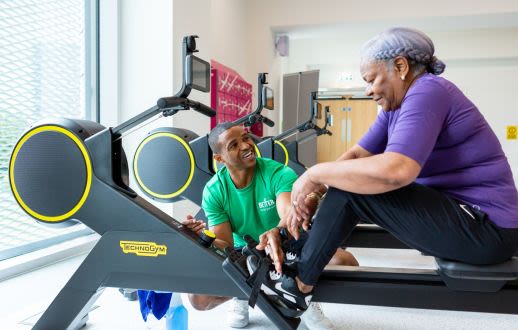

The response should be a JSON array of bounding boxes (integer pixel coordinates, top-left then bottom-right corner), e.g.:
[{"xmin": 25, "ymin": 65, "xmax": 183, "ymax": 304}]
[
  {"xmin": 262, "ymin": 86, "xmax": 274, "ymax": 110},
  {"xmin": 186, "ymin": 55, "xmax": 210, "ymax": 92}
]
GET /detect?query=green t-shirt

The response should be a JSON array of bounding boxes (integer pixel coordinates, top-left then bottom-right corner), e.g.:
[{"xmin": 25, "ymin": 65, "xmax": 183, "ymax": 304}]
[{"xmin": 202, "ymin": 157, "xmax": 298, "ymax": 248}]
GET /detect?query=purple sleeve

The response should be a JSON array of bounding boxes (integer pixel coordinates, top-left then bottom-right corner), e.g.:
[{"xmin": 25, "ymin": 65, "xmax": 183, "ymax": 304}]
[
  {"xmin": 357, "ymin": 110, "xmax": 388, "ymax": 154},
  {"xmin": 385, "ymin": 82, "xmax": 450, "ymax": 166}
]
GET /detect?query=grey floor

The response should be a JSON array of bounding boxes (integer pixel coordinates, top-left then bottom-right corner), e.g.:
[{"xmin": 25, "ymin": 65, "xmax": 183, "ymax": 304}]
[{"xmin": 1, "ymin": 248, "xmax": 518, "ymax": 329}]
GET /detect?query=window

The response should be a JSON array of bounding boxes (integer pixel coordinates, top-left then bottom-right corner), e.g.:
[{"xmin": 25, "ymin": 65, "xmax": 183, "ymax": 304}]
[{"xmin": 0, "ymin": 0, "xmax": 98, "ymax": 260}]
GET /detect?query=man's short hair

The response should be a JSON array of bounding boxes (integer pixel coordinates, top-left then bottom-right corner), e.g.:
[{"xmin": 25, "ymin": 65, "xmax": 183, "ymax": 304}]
[{"xmin": 208, "ymin": 122, "xmax": 236, "ymax": 153}]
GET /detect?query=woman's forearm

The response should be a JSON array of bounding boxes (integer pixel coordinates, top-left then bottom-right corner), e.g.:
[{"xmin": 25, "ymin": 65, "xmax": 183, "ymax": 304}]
[{"xmin": 308, "ymin": 153, "xmax": 413, "ymax": 194}]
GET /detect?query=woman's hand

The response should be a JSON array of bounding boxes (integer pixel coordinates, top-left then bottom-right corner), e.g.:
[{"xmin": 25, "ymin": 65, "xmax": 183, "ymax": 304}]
[
  {"xmin": 285, "ymin": 194, "xmax": 320, "ymax": 239},
  {"xmin": 289, "ymin": 170, "xmax": 321, "ymax": 234},
  {"xmin": 256, "ymin": 227, "xmax": 284, "ymax": 273},
  {"xmin": 304, "ymin": 194, "xmax": 320, "ymax": 221},
  {"xmin": 182, "ymin": 214, "xmax": 206, "ymax": 236},
  {"xmin": 285, "ymin": 204, "xmax": 305, "ymax": 240}
]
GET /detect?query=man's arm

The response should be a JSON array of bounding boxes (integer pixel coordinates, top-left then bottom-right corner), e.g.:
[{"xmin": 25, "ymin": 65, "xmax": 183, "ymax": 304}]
[
  {"xmin": 181, "ymin": 216, "xmax": 233, "ymax": 250},
  {"xmin": 251, "ymin": 190, "xmax": 294, "ymax": 272},
  {"xmin": 254, "ymin": 191, "xmax": 292, "ymax": 273},
  {"xmin": 208, "ymin": 221, "xmax": 234, "ymax": 250},
  {"xmin": 275, "ymin": 192, "xmax": 291, "ymax": 227}
]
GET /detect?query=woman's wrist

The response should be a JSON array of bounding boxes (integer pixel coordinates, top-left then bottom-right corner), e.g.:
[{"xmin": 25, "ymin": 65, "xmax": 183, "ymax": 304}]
[{"xmin": 305, "ymin": 166, "xmax": 319, "ymax": 186}]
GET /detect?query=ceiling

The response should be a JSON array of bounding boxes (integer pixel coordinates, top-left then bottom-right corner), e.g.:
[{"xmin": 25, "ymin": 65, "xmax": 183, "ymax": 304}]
[{"xmin": 274, "ymin": 12, "xmax": 518, "ymax": 39}]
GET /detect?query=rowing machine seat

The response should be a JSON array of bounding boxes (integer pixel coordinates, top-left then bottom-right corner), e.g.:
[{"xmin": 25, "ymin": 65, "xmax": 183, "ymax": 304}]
[{"xmin": 435, "ymin": 257, "xmax": 518, "ymax": 292}]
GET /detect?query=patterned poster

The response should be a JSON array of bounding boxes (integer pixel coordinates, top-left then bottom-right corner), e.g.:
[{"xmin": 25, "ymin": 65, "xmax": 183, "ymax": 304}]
[{"xmin": 210, "ymin": 60, "xmax": 263, "ymax": 136}]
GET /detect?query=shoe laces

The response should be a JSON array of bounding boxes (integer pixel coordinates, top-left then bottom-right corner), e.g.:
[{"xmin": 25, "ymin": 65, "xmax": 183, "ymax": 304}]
[
  {"xmin": 286, "ymin": 251, "xmax": 297, "ymax": 261},
  {"xmin": 269, "ymin": 270, "xmax": 281, "ymax": 280}
]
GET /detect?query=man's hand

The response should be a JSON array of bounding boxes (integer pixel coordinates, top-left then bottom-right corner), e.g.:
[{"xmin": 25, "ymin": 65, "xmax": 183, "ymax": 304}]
[
  {"xmin": 256, "ymin": 227, "xmax": 284, "ymax": 273},
  {"xmin": 182, "ymin": 214, "xmax": 206, "ymax": 236}
]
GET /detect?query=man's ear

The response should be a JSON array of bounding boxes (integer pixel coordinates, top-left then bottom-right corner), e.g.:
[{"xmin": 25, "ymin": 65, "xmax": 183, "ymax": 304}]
[
  {"xmin": 393, "ymin": 56, "xmax": 410, "ymax": 79},
  {"xmin": 213, "ymin": 153, "xmax": 224, "ymax": 164}
]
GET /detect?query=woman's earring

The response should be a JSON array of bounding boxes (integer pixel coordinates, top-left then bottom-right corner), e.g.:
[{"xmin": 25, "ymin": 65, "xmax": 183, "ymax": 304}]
[{"xmin": 401, "ymin": 75, "xmax": 406, "ymax": 81}]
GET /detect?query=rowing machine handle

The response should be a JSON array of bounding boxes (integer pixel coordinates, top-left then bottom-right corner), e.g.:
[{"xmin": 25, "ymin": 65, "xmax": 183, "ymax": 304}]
[
  {"xmin": 188, "ymin": 100, "xmax": 217, "ymax": 117},
  {"xmin": 261, "ymin": 116, "xmax": 275, "ymax": 127},
  {"xmin": 157, "ymin": 96, "xmax": 186, "ymax": 109}
]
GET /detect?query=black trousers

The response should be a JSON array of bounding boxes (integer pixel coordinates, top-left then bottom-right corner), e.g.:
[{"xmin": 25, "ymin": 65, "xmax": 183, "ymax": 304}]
[{"xmin": 298, "ymin": 183, "xmax": 518, "ymax": 286}]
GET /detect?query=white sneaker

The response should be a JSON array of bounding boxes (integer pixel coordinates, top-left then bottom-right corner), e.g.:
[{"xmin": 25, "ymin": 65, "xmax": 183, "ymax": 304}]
[
  {"xmin": 300, "ymin": 302, "xmax": 335, "ymax": 330},
  {"xmin": 226, "ymin": 297, "xmax": 249, "ymax": 328}
]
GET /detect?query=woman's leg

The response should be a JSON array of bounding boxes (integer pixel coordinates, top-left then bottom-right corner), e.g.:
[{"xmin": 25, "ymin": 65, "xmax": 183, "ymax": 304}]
[{"xmin": 298, "ymin": 183, "xmax": 516, "ymax": 286}]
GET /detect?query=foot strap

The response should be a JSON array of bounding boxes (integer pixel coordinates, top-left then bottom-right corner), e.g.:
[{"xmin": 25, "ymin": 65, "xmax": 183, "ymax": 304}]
[
  {"xmin": 246, "ymin": 256, "xmax": 271, "ymax": 308},
  {"xmin": 222, "ymin": 257, "xmax": 301, "ymax": 330}
]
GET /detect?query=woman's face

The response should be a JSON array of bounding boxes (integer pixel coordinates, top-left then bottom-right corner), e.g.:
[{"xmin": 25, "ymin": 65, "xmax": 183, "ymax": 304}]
[{"xmin": 360, "ymin": 60, "xmax": 407, "ymax": 111}]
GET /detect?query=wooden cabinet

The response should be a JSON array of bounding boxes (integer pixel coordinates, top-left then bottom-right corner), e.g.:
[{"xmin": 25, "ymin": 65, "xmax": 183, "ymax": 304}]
[{"xmin": 316, "ymin": 98, "xmax": 378, "ymax": 163}]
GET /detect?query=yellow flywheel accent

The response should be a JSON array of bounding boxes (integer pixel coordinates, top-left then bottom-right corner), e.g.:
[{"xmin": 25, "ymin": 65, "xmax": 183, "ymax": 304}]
[
  {"xmin": 134, "ymin": 132, "xmax": 195, "ymax": 199},
  {"xmin": 273, "ymin": 140, "xmax": 289, "ymax": 166},
  {"xmin": 212, "ymin": 157, "xmax": 219, "ymax": 173},
  {"xmin": 254, "ymin": 144, "xmax": 262, "ymax": 158},
  {"xmin": 9, "ymin": 125, "xmax": 92, "ymax": 222}
]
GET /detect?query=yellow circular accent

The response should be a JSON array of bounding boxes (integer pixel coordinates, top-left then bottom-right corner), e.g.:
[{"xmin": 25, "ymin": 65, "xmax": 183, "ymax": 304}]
[
  {"xmin": 212, "ymin": 157, "xmax": 219, "ymax": 173},
  {"xmin": 212, "ymin": 144, "xmax": 262, "ymax": 173},
  {"xmin": 202, "ymin": 229, "xmax": 216, "ymax": 238},
  {"xmin": 9, "ymin": 125, "xmax": 92, "ymax": 222},
  {"xmin": 273, "ymin": 140, "xmax": 289, "ymax": 166},
  {"xmin": 254, "ymin": 144, "xmax": 262, "ymax": 158},
  {"xmin": 134, "ymin": 132, "xmax": 195, "ymax": 199}
]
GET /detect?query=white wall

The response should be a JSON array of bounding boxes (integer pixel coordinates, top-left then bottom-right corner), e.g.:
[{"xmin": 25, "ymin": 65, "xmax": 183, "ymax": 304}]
[
  {"xmin": 113, "ymin": 0, "xmax": 174, "ymax": 214},
  {"xmin": 209, "ymin": 0, "xmax": 249, "ymax": 76}
]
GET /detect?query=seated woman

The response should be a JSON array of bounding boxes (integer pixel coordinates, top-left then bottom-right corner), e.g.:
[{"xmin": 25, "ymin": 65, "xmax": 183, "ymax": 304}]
[{"xmin": 254, "ymin": 27, "xmax": 518, "ymax": 313}]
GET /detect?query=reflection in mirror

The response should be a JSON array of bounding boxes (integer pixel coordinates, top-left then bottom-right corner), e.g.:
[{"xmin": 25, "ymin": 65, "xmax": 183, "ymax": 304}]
[
  {"xmin": 186, "ymin": 55, "xmax": 210, "ymax": 92},
  {"xmin": 262, "ymin": 86, "xmax": 274, "ymax": 110}
]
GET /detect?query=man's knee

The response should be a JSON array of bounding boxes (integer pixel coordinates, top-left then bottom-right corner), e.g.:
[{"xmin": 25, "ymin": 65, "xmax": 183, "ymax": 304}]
[
  {"xmin": 329, "ymin": 248, "xmax": 359, "ymax": 266},
  {"xmin": 188, "ymin": 294, "xmax": 217, "ymax": 311},
  {"xmin": 188, "ymin": 294, "xmax": 230, "ymax": 311}
]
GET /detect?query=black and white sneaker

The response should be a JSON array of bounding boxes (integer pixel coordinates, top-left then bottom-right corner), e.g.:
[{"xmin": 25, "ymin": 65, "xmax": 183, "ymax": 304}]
[{"xmin": 246, "ymin": 255, "xmax": 313, "ymax": 318}]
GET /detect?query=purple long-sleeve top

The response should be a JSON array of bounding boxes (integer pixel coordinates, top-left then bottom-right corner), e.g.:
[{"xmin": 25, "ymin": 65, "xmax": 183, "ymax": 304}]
[{"xmin": 358, "ymin": 73, "xmax": 518, "ymax": 228}]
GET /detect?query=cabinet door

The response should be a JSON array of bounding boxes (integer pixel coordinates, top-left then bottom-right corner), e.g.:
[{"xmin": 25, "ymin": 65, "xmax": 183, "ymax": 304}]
[
  {"xmin": 316, "ymin": 99, "xmax": 348, "ymax": 162},
  {"xmin": 331, "ymin": 100, "xmax": 350, "ymax": 160},
  {"xmin": 346, "ymin": 99, "xmax": 378, "ymax": 150},
  {"xmin": 316, "ymin": 102, "xmax": 332, "ymax": 163},
  {"xmin": 316, "ymin": 99, "xmax": 378, "ymax": 162}
]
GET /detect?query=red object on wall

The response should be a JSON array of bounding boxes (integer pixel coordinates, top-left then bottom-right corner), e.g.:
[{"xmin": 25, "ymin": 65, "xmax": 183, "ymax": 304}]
[{"xmin": 210, "ymin": 60, "xmax": 263, "ymax": 136}]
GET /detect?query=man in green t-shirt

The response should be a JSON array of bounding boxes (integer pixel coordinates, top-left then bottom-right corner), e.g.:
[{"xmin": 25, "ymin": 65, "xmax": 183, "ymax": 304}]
[{"xmin": 184, "ymin": 122, "xmax": 357, "ymax": 329}]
